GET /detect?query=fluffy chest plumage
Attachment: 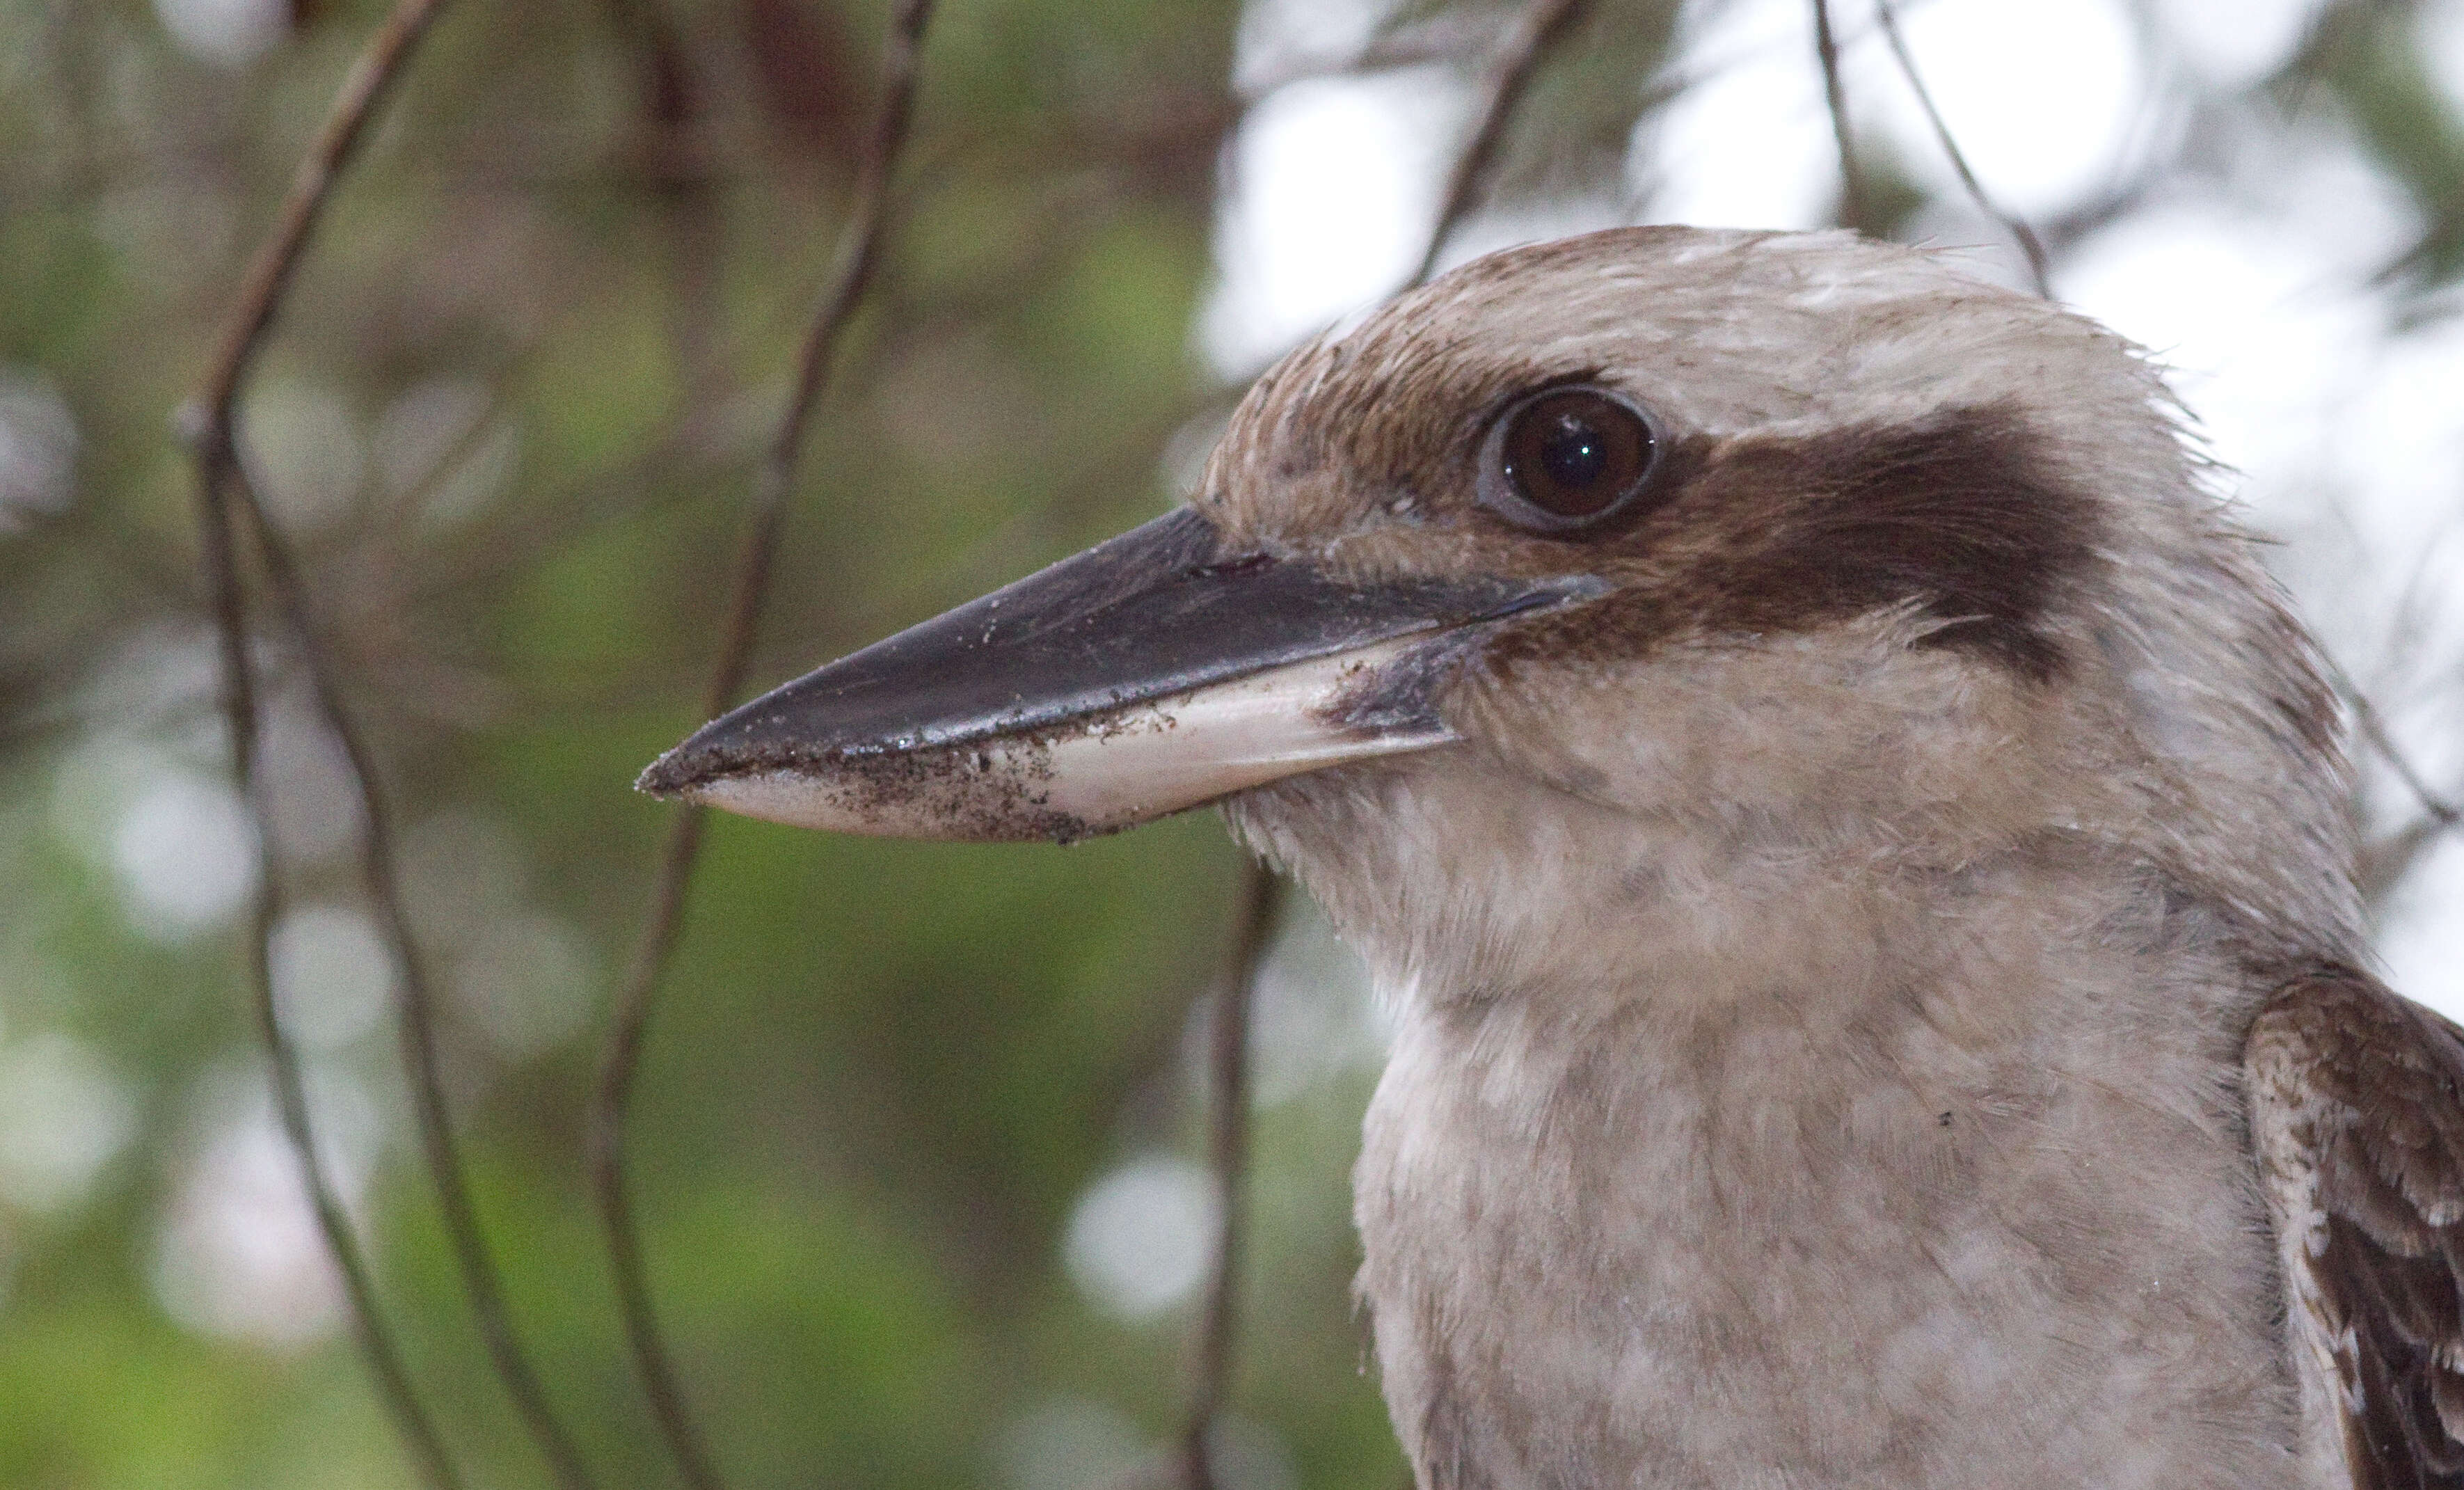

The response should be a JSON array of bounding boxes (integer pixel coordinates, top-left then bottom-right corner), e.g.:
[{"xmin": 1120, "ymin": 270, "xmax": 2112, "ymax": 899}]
[{"xmin": 1348, "ymin": 862, "xmax": 2310, "ymax": 1490}]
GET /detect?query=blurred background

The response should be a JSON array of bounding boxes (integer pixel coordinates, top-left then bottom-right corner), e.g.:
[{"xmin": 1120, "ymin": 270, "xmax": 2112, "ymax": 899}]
[{"xmin": 3, "ymin": 0, "xmax": 2463, "ymax": 1484}]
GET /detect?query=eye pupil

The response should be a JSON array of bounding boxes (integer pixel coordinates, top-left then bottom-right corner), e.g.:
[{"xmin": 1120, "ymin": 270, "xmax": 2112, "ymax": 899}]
[
  {"xmin": 1539, "ymin": 414, "xmax": 1609, "ymax": 491},
  {"xmin": 1494, "ymin": 388, "xmax": 1655, "ymax": 525}
]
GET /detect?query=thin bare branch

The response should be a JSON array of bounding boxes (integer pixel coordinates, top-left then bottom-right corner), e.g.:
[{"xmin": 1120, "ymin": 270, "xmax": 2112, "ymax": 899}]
[
  {"xmin": 1411, "ymin": 0, "xmax": 1597, "ymax": 287},
  {"xmin": 2351, "ymin": 688, "xmax": 2464, "ymax": 830},
  {"xmin": 1177, "ymin": 16, "xmax": 1608, "ymax": 1477},
  {"xmin": 189, "ymin": 473, "xmax": 464, "ymax": 1490},
  {"xmin": 232, "ymin": 477, "xmax": 604, "ymax": 1490},
  {"xmin": 1872, "ymin": 0, "xmax": 2050, "ymax": 295},
  {"xmin": 1238, "ymin": 10, "xmax": 1499, "ymax": 101},
  {"xmin": 1177, "ymin": 859, "xmax": 1278, "ymax": 1490},
  {"xmin": 2350, "ymin": 685, "xmax": 2463, "ymax": 903},
  {"xmin": 1174, "ymin": 19, "xmax": 1603, "ymax": 1480},
  {"xmin": 2330, "ymin": 661, "xmax": 2464, "ymax": 903},
  {"xmin": 589, "ymin": 4, "xmax": 939, "ymax": 1487},
  {"xmin": 1810, "ymin": 0, "xmax": 1866, "ymax": 232},
  {"xmin": 2359, "ymin": 812, "xmax": 2449, "ymax": 906},
  {"xmin": 189, "ymin": 0, "xmax": 450, "ymax": 425},
  {"xmin": 176, "ymin": 3, "xmax": 464, "ymax": 1485},
  {"xmin": 177, "ymin": 1, "xmax": 605, "ymax": 1483},
  {"xmin": 603, "ymin": 0, "xmax": 725, "ymax": 381}
]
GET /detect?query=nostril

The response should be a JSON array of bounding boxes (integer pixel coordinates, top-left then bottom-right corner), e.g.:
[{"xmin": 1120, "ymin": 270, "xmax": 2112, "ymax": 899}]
[{"xmin": 1184, "ymin": 553, "xmax": 1277, "ymax": 581}]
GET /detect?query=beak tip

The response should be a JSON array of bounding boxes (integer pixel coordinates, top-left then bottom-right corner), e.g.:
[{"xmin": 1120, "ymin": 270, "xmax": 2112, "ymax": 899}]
[{"xmin": 637, "ymin": 738, "xmax": 722, "ymax": 800}]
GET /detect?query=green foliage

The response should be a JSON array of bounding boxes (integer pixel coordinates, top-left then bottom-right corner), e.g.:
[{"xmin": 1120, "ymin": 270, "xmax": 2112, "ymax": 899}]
[{"xmin": 0, "ymin": 0, "xmax": 1413, "ymax": 1485}]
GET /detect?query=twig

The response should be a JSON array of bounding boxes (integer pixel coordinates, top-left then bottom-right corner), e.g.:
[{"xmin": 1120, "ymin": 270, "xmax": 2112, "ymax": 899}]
[
  {"xmin": 189, "ymin": 0, "xmax": 448, "ymax": 425},
  {"xmin": 1811, "ymin": 0, "xmax": 1866, "ymax": 232},
  {"xmin": 1175, "ymin": 18, "xmax": 1602, "ymax": 1480},
  {"xmin": 2351, "ymin": 688, "xmax": 2463, "ymax": 830},
  {"xmin": 2350, "ymin": 686, "xmax": 2463, "ymax": 903},
  {"xmin": 2339, "ymin": 674, "xmax": 2462, "ymax": 903},
  {"xmin": 1176, "ymin": 859, "xmax": 1278, "ymax": 1490},
  {"xmin": 2358, "ymin": 813, "xmax": 2449, "ymax": 906},
  {"xmin": 1238, "ymin": 11, "xmax": 1498, "ymax": 102},
  {"xmin": 1872, "ymin": 0, "xmax": 2050, "ymax": 295},
  {"xmin": 1174, "ymin": 17, "xmax": 1600, "ymax": 1478},
  {"xmin": 603, "ymin": 0, "xmax": 725, "ymax": 381},
  {"xmin": 175, "ymin": 0, "xmax": 461, "ymax": 1484},
  {"xmin": 1410, "ymin": 0, "xmax": 1596, "ymax": 287},
  {"xmin": 588, "ymin": 4, "xmax": 938, "ymax": 1487},
  {"xmin": 178, "ymin": 1, "xmax": 605, "ymax": 1484},
  {"xmin": 232, "ymin": 476, "xmax": 603, "ymax": 1490},
  {"xmin": 191, "ymin": 468, "xmax": 465, "ymax": 1490}
]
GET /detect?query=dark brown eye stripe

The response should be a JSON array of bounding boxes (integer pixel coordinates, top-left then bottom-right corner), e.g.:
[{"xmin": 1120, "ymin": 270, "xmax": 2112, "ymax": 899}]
[
  {"xmin": 1715, "ymin": 402, "xmax": 2097, "ymax": 681},
  {"xmin": 1483, "ymin": 403, "xmax": 2101, "ymax": 687}
]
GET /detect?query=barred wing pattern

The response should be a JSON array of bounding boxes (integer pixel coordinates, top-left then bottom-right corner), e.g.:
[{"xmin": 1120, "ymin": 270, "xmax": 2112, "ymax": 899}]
[{"xmin": 2248, "ymin": 966, "xmax": 2464, "ymax": 1489}]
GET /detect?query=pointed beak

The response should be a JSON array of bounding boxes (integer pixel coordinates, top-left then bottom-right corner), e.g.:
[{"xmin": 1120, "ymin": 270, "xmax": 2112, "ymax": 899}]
[{"xmin": 637, "ymin": 507, "xmax": 1602, "ymax": 842}]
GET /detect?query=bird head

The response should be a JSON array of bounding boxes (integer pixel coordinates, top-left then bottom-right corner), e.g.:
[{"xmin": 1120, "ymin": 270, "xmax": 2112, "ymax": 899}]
[{"xmin": 640, "ymin": 227, "xmax": 2358, "ymax": 987}]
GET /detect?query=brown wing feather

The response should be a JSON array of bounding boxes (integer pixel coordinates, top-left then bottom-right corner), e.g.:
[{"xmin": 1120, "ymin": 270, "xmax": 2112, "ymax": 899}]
[{"xmin": 2248, "ymin": 964, "xmax": 2464, "ymax": 1489}]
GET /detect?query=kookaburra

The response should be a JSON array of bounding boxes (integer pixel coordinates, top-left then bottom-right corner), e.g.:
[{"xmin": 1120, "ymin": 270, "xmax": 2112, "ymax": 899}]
[{"xmin": 642, "ymin": 227, "xmax": 2464, "ymax": 1489}]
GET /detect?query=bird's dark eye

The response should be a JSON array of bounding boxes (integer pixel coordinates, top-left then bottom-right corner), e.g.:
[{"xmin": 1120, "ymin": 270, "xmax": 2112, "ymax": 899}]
[{"xmin": 1479, "ymin": 386, "xmax": 1658, "ymax": 532}]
